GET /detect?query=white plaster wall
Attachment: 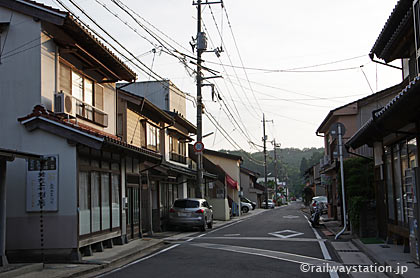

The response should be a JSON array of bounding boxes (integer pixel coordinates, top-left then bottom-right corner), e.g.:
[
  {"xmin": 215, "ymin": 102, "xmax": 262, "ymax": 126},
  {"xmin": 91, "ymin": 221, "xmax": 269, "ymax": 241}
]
[
  {"xmin": 0, "ymin": 8, "xmax": 78, "ymax": 251},
  {"xmin": 0, "ymin": 8, "xmax": 42, "ymax": 149},
  {"xmin": 6, "ymin": 128, "xmax": 78, "ymax": 250}
]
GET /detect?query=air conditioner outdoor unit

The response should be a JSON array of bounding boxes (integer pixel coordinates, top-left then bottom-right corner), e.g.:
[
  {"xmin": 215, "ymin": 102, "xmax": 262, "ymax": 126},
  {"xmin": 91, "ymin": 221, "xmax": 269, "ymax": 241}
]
[{"xmin": 54, "ymin": 92, "xmax": 76, "ymax": 117}]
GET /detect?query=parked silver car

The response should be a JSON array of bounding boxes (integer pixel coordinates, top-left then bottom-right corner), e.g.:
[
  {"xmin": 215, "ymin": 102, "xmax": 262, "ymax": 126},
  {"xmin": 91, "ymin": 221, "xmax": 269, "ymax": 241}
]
[
  {"xmin": 262, "ymin": 199, "xmax": 275, "ymax": 209},
  {"xmin": 241, "ymin": 201, "xmax": 252, "ymax": 213},
  {"xmin": 169, "ymin": 198, "xmax": 213, "ymax": 231}
]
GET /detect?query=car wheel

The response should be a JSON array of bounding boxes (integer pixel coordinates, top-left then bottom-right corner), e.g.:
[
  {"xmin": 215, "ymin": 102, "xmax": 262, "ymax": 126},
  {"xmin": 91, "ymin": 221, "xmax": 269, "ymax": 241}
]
[
  {"xmin": 242, "ymin": 206, "xmax": 249, "ymax": 213},
  {"xmin": 201, "ymin": 220, "xmax": 207, "ymax": 232}
]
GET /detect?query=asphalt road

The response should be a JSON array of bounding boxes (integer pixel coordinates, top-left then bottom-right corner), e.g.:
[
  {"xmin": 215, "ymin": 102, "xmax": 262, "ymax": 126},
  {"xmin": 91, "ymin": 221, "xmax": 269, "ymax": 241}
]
[{"xmin": 97, "ymin": 202, "xmax": 340, "ymax": 278}]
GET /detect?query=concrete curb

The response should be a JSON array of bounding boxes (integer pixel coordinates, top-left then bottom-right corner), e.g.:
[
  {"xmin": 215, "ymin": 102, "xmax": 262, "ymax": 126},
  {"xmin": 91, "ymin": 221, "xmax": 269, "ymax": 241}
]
[
  {"xmin": 66, "ymin": 240, "xmax": 166, "ymax": 278},
  {"xmin": 351, "ymin": 238, "xmax": 401, "ymax": 278},
  {"xmin": 0, "ymin": 263, "xmax": 44, "ymax": 278}
]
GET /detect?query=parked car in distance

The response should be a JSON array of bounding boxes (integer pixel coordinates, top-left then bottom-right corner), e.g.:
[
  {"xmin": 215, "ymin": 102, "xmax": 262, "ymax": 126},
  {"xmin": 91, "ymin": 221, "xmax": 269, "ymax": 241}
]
[
  {"xmin": 169, "ymin": 198, "xmax": 213, "ymax": 231},
  {"xmin": 310, "ymin": 196, "xmax": 328, "ymax": 214},
  {"xmin": 241, "ymin": 201, "xmax": 252, "ymax": 213},
  {"xmin": 262, "ymin": 199, "xmax": 275, "ymax": 209},
  {"xmin": 240, "ymin": 196, "xmax": 256, "ymax": 210}
]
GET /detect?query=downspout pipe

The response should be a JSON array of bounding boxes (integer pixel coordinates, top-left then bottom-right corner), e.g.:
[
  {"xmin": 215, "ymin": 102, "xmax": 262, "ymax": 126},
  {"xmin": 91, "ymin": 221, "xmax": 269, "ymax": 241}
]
[{"xmin": 335, "ymin": 125, "xmax": 347, "ymax": 240}]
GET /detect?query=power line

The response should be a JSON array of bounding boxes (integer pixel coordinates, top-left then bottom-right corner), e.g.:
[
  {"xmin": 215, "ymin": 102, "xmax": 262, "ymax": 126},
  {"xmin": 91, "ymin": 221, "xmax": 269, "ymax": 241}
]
[
  {"xmin": 204, "ymin": 54, "xmax": 368, "ymax": 72},
  {"xmin": 218, "ymin": 3, "xmax": 263, "ymax": 115}
]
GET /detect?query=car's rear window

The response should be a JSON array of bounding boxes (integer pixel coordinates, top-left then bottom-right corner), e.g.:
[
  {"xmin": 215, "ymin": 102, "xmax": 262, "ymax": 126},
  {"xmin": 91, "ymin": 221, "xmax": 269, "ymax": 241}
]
[{"xmin": 173, "ymin": 200, "xmax": 200, "ymax": 208}]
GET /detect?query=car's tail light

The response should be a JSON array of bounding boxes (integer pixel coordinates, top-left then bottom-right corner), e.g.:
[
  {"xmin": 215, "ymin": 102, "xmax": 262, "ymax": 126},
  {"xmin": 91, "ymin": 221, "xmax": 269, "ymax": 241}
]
[
  {"xmin": 195, "ymin": 209, "xmax": 204, "ymax": 213},
  {"xmin": 169, "ymin": 208, "xmax": 176, "ymax": 213},
  {"xmin": 312, "ymin": 202, "xmax": 317, "ymax": 207}
]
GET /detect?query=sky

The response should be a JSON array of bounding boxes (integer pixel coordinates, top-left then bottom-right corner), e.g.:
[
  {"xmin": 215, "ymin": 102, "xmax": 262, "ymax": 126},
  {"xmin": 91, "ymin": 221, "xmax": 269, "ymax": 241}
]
[{"xmin": 39, "ymin": 0, "xmax": 403, "ymax": 152}]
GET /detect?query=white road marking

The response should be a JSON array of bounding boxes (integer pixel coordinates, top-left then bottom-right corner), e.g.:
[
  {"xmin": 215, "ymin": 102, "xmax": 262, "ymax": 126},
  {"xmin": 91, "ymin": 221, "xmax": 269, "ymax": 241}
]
[
  {"xmin": 283, "ymin": 215, "xmax": 300, "ymax": 219},
  {"xmin": 223, "ymin": 233, "xmax": 241, "ymax": 236},
  {"xmin": 95, "ymin": 244, "xmax": 180, "ymax": 277},
  {"xmin": 184, "ymin": 236, "xmax": 325, "ymax": 242},
  {"xmin": 303, "ymin": 214, "xmax": 339, "ymax": 278},
  {"xmin": 268, "ymin": 229, "xmax": 304, "ymax": 238},
  {"xmin": 191, "ymin": 242, "xmax": 340, "ymax": 266}
]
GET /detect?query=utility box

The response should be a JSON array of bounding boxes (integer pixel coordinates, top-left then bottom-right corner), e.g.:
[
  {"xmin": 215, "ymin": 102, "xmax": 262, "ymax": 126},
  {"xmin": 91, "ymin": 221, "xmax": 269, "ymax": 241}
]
[
  {"xmin": 197, "ymin": 32, "xmax": 207, "ymax": 50},
  {"xmin": 404, "ymin": 168, "xmax": 420, "ymax": 265}
]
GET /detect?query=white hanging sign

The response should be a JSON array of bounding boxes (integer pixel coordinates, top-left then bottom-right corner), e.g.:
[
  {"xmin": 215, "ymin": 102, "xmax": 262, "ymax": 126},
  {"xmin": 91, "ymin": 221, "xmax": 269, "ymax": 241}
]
[{"xmin": 26, "ymin": 155, "xmax": 59, "ymax": 212}]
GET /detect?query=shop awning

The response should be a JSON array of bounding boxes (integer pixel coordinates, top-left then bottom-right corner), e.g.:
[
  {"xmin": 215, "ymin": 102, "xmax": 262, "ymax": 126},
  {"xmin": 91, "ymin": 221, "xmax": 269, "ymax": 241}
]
[{"xmin": 226, "ymin": 174, "xmax": 239, "ymax": 191}]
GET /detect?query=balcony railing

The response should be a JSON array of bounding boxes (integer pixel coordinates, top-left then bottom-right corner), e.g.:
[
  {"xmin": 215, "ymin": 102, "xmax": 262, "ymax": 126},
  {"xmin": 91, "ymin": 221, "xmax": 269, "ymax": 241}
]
[
  {"xmin": 169, "ymin": 152, "xmax": 187, "ymax": 164},
  {"xmin": 75, "ymin": 99, "xmax": 108, "ymax": 127}
]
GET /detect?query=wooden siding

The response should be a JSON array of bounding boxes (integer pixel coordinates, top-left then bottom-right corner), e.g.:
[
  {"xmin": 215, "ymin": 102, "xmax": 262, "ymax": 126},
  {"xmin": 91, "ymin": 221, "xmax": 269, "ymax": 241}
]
[{"xmin": 127, "ymin": 108, "xmax": 145, "ymax": 148}]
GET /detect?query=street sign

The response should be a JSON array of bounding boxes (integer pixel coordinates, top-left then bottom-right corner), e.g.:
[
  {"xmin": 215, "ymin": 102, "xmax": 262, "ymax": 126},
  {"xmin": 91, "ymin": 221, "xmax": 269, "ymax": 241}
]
[
  {"xmin": 193, "ymin": 141, "xmax": 204, "ymax": 152},
  {"xmin": 329, "ymin": 122, "xmax": 346, "ymax": 139}
]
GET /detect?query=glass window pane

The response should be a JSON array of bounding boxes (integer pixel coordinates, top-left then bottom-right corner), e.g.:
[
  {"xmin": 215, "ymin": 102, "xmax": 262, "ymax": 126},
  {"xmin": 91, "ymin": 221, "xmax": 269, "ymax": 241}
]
[
  {"xmin": 84, "ymin": 79, "xmax": 93, "ymax": 105},
  {"xmin": 101, "ymin": 173, "xmax": 110, "ymax": 230},
  {"xmin": 59, "ymin": 63, "xmax": 71, "ymax": 94},
  {"xmin": 72, "ymin": 71, "xmax": 83, "ymax": 101},
  {"xmin": 112, "ymin": 174, "xmax": 120, "ymax": 228},
  {"xmin": 91, "ymin": 172, "xmax": 100, "ymax": 232},
  {"xmin": 79, "ymin": 171, "xmax": 90, "ymax": 235}
]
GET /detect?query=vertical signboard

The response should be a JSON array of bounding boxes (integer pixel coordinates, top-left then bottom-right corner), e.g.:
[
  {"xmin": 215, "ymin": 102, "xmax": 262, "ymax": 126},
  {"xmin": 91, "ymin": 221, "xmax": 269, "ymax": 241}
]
[{"xmin": 26, "ymin": 155, "xmax": 58, "ymax": 212}]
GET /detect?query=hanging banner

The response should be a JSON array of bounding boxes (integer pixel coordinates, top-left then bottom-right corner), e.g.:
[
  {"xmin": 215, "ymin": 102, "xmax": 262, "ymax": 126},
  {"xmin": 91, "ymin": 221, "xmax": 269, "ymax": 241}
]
[{"xmin": 26, "ymin": 155, "xmax": 58, "ymax": 212}]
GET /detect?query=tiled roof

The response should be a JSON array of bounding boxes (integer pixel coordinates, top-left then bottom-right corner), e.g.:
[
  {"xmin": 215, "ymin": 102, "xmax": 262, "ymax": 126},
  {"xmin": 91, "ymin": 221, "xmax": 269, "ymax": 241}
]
[
  {"xmin": 18, "ymin": 105, "xmax": 119, "ymax": 140},
  {"xmin": 347, "ymin": 76, "xmax": 420, "ymax": 149},
  {"xmin": 18, "ymin": 105, "xmax": 161, "ymax": 159},
  {"xmin": 0, "ymin": 0, "xmax": 136, "ymax": 81},
  {"xmin": 370, "ymin": 0, "xmax": 412, "ymax": 62}
]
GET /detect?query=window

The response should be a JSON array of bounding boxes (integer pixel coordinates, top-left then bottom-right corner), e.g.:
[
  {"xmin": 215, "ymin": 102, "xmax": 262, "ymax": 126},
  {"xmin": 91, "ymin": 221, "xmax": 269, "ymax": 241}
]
[
  {"xmin": 72, "ymin": 71, "xmax": 83, "ymax": 101},
  {"xmin": 146, "ymin": 123, "xmax": 160, "ymax": 151},
  {"xmin": 169, "ymin": 136, "xmax": 186, "ymax": 164},
  {"xmin": 59, "ymin": 62, "xmax": 106, "ymax": 126},
  {"xmin": 77, "ymin": 148, "xmax": 121, "ymax": 237},
  {"xmin": 79, "ymin": 171, "xmax": 90, "ymax": 235},
  {"xmin": 112, "ymin": 174, "xmax": 120, "ymax": 228}
]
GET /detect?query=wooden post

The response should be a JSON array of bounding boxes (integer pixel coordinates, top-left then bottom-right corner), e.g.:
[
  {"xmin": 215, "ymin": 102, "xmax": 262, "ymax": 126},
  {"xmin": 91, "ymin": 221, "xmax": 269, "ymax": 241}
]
[{"xmin": 0, "ymin": 158, "xmax": 8, "ymax": 266}]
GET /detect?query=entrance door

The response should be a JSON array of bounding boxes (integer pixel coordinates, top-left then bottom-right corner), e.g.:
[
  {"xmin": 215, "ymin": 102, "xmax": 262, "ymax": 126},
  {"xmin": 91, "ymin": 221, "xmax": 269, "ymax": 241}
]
[{"xmin": 127, "ymin": 185, "xmax": 141, "ymax": 240}]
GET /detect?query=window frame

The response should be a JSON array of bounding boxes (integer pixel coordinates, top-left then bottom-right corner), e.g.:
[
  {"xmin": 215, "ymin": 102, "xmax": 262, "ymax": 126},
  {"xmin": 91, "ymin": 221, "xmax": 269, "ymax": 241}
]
[{"xmin": 78, "ymin": 147, "xmax": 121, "ymax": 238}]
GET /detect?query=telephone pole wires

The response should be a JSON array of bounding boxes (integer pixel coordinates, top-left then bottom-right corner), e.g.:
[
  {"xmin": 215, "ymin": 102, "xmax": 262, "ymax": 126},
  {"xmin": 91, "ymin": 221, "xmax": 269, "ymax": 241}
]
[{"xmin": 193, "ymin": 0, "xmax": 222, "ymax": 198}]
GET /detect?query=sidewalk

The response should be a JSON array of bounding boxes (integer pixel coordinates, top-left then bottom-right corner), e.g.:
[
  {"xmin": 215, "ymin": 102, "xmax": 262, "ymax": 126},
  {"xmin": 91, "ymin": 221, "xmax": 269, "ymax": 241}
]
[
  {"xmin": 0, "ymin": 207, "xmax": 270, "ymax": 278},
  {"xmin": 322, "ymin": 219, "xmax": 420, "ymax": 278}
]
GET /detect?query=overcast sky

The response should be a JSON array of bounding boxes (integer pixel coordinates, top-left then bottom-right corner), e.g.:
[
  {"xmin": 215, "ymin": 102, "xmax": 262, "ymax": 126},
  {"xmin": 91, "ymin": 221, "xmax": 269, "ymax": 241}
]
[{"xmin": 41, "ymin": 0, "xmax": 403, "ymax": 152}]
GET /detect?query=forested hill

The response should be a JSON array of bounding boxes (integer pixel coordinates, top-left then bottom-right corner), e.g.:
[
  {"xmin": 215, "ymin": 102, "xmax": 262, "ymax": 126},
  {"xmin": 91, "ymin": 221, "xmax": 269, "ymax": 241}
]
[{"xmin": 218, "ymin": 147, "xmax": 324, "ymax": 196}]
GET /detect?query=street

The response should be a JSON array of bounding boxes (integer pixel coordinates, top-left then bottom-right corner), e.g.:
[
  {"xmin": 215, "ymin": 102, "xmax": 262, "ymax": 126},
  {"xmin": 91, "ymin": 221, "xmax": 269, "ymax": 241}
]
[{"xmin": 97, "ymin": 202, "xmax": 339, "ymax": 278}]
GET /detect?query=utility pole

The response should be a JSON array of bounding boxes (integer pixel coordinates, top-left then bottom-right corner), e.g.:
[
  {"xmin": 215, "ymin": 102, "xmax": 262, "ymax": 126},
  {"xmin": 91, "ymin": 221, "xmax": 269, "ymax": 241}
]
[
  {"xmin": 272, "ymin": 139, "xmax": 281, "ymax": 205},
  {"xmin": 193, "ymin": 0, "xmax": 222, "ymax": 198},
  {"xmin": 196, "ymin": 0, "xmax": 204, "ymax": 198},
  {"xmin": 262, "ymin": 114, "xmax": 272, "ymax": 208}
]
